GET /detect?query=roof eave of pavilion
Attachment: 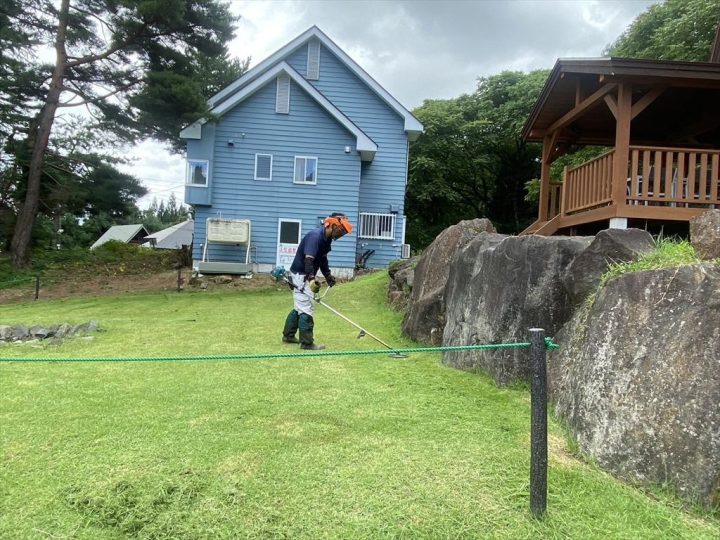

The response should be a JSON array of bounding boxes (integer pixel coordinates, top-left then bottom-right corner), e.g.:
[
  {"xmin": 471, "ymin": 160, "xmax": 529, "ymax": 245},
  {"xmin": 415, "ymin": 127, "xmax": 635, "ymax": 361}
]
[{"xmin": 522, "ymin": 57, "xmax": 720, "ymax": 143}]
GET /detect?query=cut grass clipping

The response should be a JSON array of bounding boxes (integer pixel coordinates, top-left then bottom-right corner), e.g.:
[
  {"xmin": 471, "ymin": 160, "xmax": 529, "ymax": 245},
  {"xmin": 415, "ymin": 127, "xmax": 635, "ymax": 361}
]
[{"xmin": 1, "ymin": 272, "xmax": 718, "ymax": 538}]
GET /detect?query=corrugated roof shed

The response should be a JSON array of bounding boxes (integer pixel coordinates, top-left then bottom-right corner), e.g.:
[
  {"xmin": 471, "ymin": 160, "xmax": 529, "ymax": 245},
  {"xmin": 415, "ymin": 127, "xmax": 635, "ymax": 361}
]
[{"xmin": 90, "ymin": 224, "xmax": 149, "ymax": 250}]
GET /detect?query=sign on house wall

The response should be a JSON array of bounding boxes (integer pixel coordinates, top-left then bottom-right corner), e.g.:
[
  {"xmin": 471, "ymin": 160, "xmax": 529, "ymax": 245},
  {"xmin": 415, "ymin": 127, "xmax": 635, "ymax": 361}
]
[{"xmin": 276, "ymin": 219, "xmax": 302, "ymax": 268}]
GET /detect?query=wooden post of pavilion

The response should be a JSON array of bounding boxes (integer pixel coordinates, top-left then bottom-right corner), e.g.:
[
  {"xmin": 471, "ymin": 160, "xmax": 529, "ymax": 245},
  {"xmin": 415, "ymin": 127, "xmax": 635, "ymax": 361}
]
[
  {"xmin": 538, "ymin": 134, "xmax": 554, "ymax": 222},
  {"xmin": 611, "ymin": 83, "xmax": 633, "ymax": 218}
]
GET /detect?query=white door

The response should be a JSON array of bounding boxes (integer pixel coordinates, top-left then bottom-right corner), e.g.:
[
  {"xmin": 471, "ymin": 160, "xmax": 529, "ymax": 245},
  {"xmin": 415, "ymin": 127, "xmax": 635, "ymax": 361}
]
[{"xmin": 276, "ymin": 219, "xmax": 302, "ymax": 268}]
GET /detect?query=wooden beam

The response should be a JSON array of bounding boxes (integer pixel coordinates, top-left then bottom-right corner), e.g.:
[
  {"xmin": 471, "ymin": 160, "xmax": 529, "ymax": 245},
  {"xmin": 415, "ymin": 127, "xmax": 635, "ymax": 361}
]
[
  {"xmin": 546, "ymin": 83, "xmax": 618, "ymax": 134},
  {"xmin": 600, "ymin": 75, "xmax": 720, "ymax": 89},
  {"xmin": 604, "ymin": 94, "xmax": 618, "ymax": 119},
  {"xmin": 710, "ymin": 21, "xmax": 720, "ymax": 63},
  {"xmin": 575, "ymin": 78, "xmax": 587, "ymax": 106},
  {"xmin": 631, "ymin": 87, "xmax": 665, "ymax": 119},
  {"xmin": 612, "ymin": 83, "xmax": 633, "ymax": 207}
]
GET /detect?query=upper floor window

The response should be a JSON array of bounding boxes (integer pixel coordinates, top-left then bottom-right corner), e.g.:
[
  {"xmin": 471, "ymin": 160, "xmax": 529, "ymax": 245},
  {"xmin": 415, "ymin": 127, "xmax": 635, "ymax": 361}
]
[
  {"xmin": 186, "ymin": 159, "xmax": 209, "ymax": 186},
  {"xmin": 359, "ymin": 212, "xmax": 396, "ymax": 240},
  {"xmin": 254, "ymin": 154, "xmax": 273, "ymax": 181},
  {"xmin": 294, "ymin": 156, "xmax": 318, "ymax": 184}
]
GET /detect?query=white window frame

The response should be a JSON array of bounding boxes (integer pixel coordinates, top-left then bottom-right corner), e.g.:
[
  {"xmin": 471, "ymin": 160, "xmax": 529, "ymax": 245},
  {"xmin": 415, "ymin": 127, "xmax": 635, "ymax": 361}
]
[
  {"xmin": 359, "ymin": 212, "xmax": 396, "ymax": 240},
  {"xmin": 186, "ymin": 159, "xmax": 209, "ymax": 187},
  {"xmin": 254, "ymin": 153, "xmax": 273, "ymax": 181},
  {"xmin": 293, "ymin": 156, "xmax": 318, "ymax": 185}
]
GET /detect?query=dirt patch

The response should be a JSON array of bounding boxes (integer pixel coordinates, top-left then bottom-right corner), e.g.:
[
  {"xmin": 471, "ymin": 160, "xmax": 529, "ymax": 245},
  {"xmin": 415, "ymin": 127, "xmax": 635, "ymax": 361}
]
[{"xmin": 0, "ymin": 270, "xmax": 278, "ymax": 304}]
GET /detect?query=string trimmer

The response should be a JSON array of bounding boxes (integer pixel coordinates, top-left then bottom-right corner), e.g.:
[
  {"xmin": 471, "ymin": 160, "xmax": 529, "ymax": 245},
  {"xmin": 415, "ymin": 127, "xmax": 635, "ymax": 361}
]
[{"xmin": 271, "ymin": 266, "xmax": 408, "ymax": 358}]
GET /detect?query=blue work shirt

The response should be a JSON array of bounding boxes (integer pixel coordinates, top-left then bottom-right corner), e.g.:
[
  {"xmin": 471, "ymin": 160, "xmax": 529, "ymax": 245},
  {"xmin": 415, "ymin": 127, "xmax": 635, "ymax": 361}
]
[{"xmin": 290, "ymin": 226, "xmax": 332, "ymax": 277}]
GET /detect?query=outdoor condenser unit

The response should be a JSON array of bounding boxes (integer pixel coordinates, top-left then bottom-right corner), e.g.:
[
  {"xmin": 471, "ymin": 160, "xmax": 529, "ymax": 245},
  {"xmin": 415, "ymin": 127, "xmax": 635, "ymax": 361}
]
[{"xmin": 401, "ymin": 244, "xmax": 411, "ymax": 259}]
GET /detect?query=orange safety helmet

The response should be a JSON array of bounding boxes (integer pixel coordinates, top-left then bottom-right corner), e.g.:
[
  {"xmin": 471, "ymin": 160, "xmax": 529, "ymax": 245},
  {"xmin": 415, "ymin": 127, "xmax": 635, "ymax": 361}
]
[{"xmin": 324, "ymin": 212, "xmax": 353, "ymax": 235}]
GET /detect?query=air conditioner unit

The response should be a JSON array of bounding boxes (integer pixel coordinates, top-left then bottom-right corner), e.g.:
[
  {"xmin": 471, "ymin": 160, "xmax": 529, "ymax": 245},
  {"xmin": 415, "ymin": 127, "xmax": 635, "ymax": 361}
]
[{"xmin": 401, "ymin": 243, "xmax": 411, "ymax": 259}]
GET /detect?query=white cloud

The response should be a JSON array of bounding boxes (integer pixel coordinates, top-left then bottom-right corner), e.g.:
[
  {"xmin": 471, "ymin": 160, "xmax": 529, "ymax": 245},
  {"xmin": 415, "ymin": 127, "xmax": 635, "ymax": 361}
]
[{"xmin": 128, "ymin": 0, "xmax": 657, "ymax": 209}]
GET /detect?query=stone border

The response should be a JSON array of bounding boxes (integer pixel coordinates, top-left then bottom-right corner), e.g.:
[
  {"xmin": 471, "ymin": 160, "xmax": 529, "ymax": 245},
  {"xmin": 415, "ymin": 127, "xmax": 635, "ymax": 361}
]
[{"xmin": 0, "ymin": 321, "xmax": 101, "ymax": 345}]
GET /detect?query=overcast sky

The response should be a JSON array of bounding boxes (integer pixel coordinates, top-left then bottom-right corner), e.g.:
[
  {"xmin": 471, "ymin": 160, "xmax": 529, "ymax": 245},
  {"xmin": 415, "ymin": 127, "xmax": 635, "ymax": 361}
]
[{"xmin": 123, "ymin": 0, "xmax": 658, "ymax": 209}]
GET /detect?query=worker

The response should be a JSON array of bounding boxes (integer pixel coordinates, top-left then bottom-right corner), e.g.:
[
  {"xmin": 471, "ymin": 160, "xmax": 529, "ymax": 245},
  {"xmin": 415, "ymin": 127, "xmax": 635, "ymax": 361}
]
[{"xmin": 282, "ymin": 213, "xmax": 353, "ymax": 350}]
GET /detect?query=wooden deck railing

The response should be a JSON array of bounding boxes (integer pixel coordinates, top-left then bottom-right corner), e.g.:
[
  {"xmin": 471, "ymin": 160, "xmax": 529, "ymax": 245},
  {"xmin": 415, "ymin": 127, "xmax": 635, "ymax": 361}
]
[
  {"xmin": 549, "ymin": 146, "xmax": 720, "ymax": 220},
  {"xmin": 627, "ymin": 146, "xmax": 720, "ymax": 208},
  {"xmin": 562, "ymin": 150, "xmax": 614, "ymax": 215}
]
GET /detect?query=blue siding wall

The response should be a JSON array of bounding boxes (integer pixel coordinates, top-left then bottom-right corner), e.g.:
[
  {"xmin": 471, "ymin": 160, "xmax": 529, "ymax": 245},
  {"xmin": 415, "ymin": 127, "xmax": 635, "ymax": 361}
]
[
  {"xmin": 189, "ymin": 79, "xmax": 361, "ymax": 271},
  {"xmin": 287, "ymin": 44, "xmax": 408, "ymax": 267}
]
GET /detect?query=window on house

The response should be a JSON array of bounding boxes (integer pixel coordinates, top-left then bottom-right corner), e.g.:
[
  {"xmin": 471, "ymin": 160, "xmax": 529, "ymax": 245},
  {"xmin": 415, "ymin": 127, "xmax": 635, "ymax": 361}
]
[
  {"xmin": 186, "ymin": 159, "xmax": 209, "ymax": 186},
  {"xmin": 359, "ymin": 212, "xmax": 396, "ymax": 240},
  {"xmin": 307, "ymin": 40, "xmax": 320, "ymax": 80},
  {"xmin": 276, "ymin": 75, "xmax": 290, "ymax": 114},
  {"xmin": 294, "ymin": 156, "xmax": 318, "ymax": 184},
  {"xmin": 255, "ymin": 154, "xmax": 273, "ymax": 181}
]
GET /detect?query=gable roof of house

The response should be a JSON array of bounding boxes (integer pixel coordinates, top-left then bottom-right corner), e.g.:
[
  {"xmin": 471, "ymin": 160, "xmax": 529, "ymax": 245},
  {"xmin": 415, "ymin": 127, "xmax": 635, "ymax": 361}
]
[
  {"xmin": 142, "ymin": 219, "xmax": 194, "ymax": 249},
  {"xmin": 522, "ymin": 57, "xmax": 720, "ymax": 145},
  {"xmin": 206, "ymin": 26, "xmax": 422, "ymax": 137},
  {"xmin": 181, "ymin": 61, "xmax": 379, "ymax": 160},
  {"xmin": 90, "ymin": 224, "xmax": 149, "ymax": 250}
]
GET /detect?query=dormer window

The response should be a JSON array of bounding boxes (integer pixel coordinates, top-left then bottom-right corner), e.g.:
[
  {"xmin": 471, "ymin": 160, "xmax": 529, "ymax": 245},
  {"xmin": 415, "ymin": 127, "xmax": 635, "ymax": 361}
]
[
  {"xmin": 307, "ymin": 40, "xmax": 320, "ymax": 80},
  {"xmin": 276, "ymin": 75, "xmax": 290, "ymax": 114}
]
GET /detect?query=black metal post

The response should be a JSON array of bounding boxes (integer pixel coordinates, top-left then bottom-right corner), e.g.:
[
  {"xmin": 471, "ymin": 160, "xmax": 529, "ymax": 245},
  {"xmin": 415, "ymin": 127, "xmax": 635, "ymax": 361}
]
[
  {"xmin": 34, "ymin": 274, "xmax": 40, "ymax": 300},
  {"xmin": 529, "ymin": 327, "xmax": 547, "ymax": 517}
]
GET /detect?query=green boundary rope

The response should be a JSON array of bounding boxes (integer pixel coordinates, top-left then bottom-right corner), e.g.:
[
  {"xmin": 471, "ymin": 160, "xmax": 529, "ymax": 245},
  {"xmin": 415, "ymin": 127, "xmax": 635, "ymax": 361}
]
[{"xmin": 0, "ymin": 339, "xmax": 559, "ymax": 363}]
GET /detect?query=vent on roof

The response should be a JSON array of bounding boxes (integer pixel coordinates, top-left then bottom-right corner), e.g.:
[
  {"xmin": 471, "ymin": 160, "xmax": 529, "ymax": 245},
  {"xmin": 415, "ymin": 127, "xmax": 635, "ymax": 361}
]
[
  {"xmin": 276, "ymin": 75, "xmax": 290, "ymax": 114},
  {"xmin": 307, "ymin": 40, "xmax": 320, "ymax": 80}
]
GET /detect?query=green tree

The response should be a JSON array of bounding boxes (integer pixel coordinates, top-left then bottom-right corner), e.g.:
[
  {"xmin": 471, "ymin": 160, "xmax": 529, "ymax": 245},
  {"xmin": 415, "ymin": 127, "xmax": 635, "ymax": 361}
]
[
  {"xmin": 406, "ymin": 70, "xmax": 547, "ymax": 247},
  {"xmin": 4, "ymin": 0, "xmax": 243, "ymax": 268},
  {"xmin": 606, "ymin": 0, "xmax": 720, "ymax": 61}
]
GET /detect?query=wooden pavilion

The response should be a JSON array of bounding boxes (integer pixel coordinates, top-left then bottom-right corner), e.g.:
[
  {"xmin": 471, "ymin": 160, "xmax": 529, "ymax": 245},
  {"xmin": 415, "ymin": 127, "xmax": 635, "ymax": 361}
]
[{"xmin": 521, "ymin": 31, "xmax": 720, "ymax": 236}]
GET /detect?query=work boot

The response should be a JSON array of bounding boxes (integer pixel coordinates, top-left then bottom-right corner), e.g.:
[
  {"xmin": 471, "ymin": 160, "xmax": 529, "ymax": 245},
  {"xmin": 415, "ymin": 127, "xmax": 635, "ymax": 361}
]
[
  {"xmin": 301, "ymin": 343, "xmax": 326, "ymax": 350},
  {"xmin": 282, "ymin": 336, "xmax": 300, "ymax": 344}
]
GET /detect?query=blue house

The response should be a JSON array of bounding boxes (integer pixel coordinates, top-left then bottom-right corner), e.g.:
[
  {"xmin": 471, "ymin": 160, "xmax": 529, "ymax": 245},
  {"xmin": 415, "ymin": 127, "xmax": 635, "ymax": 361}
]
[{"xmin": 181, "ymin": 26, "xmax": 423, "ymax": 277}]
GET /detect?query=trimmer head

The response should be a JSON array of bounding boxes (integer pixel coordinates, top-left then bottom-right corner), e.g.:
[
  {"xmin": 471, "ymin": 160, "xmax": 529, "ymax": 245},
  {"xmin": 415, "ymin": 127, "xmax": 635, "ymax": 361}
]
[{"xmin": 389, "ymin": 352, "xmax": 409, "ymax": 359}]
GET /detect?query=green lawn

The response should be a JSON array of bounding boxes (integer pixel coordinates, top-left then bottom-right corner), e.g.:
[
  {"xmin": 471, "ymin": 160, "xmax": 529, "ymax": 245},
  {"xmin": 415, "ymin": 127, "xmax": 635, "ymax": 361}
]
[{"xmin": 1, "ymin": 272, "xmax": 718, "ymax": 539}]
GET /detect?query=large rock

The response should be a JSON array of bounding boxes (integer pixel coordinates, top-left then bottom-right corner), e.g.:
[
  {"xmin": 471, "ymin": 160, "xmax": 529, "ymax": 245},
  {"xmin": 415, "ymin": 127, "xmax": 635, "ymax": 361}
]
[
  {"xmin": 387, "ymin": 257, "xmax": 418, "ymax": 311},
  {"xmin": 442, "ymin": 234, "xmax": 591, "ymax": 385},
  {"xmin": 563, "ymin": 228, "xmax": 655, "ymax": 305},
  {"xmin": 402, "ymin": 218, "xmax": 496, "ymax": 344},
  {"xmin": 690, "ymin": 209, "xmax": 720, "ymax": 260},
  {"xmin": 549, "ymin": 264, "xmax": 720, "ymax": 508}
]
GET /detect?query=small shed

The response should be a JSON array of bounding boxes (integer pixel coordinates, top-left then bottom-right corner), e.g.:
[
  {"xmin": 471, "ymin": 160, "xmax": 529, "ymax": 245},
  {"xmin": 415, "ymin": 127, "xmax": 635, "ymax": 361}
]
[
  {"xmin": 90, "ymin": 224, "xmax": 149, "ymax": 250},
  {"xmin": 142, "ymin": 220, "xmax": 194, "ymax": 249}
]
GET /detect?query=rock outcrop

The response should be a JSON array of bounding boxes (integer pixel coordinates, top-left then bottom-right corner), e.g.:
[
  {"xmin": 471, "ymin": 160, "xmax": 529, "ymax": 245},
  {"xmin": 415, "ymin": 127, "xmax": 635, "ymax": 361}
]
[
  {"xmin": 387, "ymin": 257, "xmax": 418, "ymax": 311},
  {"xmin": 549, "ymin": 264, "xmax": 720, "ymax": 508},
  {"xmin": 402, "ymin": 218, "xmax": 496, "ymax": 344},
  {"xmin": 395, "ymin": 218, "xmax": 720, "ymax": 507},
  {"xmin": 442, "ymin": 234, "xmax": 590, "ymax": 385},
  {"xmin": 562, "ymin": 228, "xmax": 655, "ymax": 305},
  {"xmin": 690, "ymin": 209, "xmax": 720, "ymax": 260}
]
